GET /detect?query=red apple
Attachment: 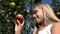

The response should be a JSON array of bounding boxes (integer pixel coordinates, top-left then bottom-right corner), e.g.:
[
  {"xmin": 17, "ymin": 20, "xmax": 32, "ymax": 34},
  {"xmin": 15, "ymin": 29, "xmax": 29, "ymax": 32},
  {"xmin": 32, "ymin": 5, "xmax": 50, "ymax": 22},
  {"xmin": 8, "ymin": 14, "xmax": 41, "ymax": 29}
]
[{"xmin": 15, "ymin": 14, "xmax": 24, "ymax": 24}]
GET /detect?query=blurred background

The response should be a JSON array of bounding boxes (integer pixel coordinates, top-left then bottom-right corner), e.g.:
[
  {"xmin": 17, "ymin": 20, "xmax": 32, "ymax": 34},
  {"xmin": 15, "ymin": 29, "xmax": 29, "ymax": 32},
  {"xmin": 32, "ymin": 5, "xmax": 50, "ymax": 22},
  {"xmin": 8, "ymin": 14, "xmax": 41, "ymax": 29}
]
[{"xmin": 0, "ymin": 0, "xmax": 60, "ymax": 34}]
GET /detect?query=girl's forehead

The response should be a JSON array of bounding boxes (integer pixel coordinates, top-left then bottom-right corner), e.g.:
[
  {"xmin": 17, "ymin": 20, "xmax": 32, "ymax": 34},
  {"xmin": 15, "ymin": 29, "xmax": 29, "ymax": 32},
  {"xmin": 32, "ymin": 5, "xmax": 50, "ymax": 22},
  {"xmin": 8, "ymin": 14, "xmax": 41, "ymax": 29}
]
[{"xmin": 32, "ymin": 9, "xmax": 38, "ymax": 13}]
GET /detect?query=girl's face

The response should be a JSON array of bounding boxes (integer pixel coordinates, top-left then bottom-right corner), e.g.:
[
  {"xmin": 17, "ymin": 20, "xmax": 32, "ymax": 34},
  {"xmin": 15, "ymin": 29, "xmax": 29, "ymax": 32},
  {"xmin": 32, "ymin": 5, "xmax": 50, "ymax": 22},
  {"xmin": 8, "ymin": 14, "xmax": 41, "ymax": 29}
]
[{"xmin": 32, "ymin": 7, "xmax": 44, "ymax": 24}]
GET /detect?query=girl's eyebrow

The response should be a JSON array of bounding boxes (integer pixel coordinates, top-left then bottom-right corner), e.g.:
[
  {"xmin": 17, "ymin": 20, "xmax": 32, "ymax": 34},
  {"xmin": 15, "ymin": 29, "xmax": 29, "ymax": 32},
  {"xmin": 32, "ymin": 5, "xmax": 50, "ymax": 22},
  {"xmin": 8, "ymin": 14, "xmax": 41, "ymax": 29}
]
[
  {"xmin": 34, "ymin": 10, "xmax": 38, "ymax": 11},
  {"xmin": 33, "ymin": 10, "xmax": 39, "ymax": 12}
]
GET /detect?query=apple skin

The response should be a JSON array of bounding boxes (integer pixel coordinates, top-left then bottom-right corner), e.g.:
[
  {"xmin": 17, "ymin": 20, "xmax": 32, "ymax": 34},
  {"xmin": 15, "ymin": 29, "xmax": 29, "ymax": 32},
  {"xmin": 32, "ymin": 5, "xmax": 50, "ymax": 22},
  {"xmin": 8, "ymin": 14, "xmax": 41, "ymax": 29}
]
[{"xmin": 15, "ymin": 14, "xmax": 24, "ymax": 24}]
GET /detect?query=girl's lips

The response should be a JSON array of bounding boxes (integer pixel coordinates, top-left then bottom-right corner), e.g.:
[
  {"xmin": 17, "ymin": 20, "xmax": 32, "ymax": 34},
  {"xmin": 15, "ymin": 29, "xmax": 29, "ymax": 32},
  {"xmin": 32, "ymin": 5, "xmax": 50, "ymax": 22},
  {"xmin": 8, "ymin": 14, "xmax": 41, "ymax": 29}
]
[{"xmin": 35, "ymin": 18, "xmax": 38, "ymax": 20}]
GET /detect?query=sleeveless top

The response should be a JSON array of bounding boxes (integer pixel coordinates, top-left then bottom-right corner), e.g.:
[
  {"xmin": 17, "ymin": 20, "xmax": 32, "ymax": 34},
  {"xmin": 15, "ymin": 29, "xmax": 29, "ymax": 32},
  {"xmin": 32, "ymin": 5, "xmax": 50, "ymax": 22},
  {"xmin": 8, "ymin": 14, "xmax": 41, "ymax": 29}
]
[{"xmin": 38, "ymin": 24, "xmax": 53, "ymax": 34}]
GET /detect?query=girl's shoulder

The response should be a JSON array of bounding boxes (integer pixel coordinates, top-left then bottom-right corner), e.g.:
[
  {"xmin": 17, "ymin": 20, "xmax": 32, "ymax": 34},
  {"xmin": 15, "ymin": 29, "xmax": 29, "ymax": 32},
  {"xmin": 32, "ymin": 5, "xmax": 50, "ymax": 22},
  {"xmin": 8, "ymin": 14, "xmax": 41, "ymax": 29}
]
[
  {"xmin": 51, "ymin": 22, "xmax": 60, "ymax": 34},
  {"xmin": 51, "ymin": 21, "xmax": 60, "ymax": 29}
]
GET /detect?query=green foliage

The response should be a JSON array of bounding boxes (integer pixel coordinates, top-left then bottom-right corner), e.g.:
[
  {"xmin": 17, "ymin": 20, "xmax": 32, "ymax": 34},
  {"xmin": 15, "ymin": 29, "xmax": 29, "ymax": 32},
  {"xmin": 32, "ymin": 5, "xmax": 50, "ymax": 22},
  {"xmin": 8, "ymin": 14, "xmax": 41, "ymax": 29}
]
[{"xmin": 0, "ymin": 0, "xmax": 41, "ymax": 34}]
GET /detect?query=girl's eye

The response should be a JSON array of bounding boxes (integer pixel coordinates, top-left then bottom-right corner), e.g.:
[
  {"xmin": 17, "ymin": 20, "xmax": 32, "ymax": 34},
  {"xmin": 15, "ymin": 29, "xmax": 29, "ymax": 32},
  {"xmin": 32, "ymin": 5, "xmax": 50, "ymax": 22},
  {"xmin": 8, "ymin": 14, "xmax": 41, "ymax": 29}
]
[{"xmin": 34, "ymin": 10, "xmax": 38, "ymax": 14}]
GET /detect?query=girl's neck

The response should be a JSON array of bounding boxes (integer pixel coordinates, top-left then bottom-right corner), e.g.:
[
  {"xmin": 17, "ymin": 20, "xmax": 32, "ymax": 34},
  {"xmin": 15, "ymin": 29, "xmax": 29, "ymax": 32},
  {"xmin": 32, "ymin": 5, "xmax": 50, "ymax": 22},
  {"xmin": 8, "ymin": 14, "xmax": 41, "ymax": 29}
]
[
  {"xmin": 39, "ymin": 20, "xmax": 48, "ymax": 26},
  {"xmin": 39, "ymin": 19, "xmax": 53, "ymax": 27}
]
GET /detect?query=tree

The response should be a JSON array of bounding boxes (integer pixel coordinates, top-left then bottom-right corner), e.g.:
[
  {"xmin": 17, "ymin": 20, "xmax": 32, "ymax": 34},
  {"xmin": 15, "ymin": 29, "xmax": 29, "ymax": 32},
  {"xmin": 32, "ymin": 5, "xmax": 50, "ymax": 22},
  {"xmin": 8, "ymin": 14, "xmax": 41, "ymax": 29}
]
[{"xmin": 0, "ymin": 0, "xmax": 41, "ymax": 34}]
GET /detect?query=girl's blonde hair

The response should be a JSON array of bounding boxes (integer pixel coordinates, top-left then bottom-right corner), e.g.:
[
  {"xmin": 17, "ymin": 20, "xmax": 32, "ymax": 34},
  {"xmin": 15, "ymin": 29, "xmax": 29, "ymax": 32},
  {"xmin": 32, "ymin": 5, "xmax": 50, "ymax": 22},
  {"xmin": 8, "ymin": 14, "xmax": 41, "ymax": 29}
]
[{"xmin": 32, "ymin": 3, "xmax": 60, "ymax": 22}]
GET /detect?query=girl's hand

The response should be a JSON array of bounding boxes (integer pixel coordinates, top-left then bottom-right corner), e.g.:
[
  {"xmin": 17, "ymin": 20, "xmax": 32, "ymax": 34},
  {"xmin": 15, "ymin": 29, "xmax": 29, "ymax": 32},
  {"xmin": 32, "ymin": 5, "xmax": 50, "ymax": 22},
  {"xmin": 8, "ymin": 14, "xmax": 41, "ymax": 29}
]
[
  {"xmin": 14, "ymin": 19, "xmax": 25, "ymax": 33},
  {"xmin": 33, "ymin": 26, "xmax": 39, "ymax": 34}
]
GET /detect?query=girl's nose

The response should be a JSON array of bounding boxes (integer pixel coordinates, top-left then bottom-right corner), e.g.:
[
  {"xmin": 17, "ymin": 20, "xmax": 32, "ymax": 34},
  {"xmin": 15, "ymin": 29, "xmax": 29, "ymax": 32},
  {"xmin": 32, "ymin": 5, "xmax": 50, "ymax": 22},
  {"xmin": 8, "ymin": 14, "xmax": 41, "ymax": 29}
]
[{"xmin": 33, "ymin": 14, "xmax": 36, "ymax": 18}]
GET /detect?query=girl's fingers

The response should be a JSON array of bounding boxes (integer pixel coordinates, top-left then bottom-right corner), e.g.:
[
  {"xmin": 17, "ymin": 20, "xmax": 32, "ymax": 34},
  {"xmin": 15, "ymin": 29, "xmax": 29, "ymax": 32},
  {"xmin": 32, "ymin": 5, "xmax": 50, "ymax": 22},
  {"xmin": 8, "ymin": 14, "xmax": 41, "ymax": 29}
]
[
  {"xmin": 16, "ymin": 20, "xmax": 21, "ymax": 25},
  {"xmin": 16, "ymin": 19, "xmax": 25, "ymax": 26},
  {"xmin": 22, "ymin": 19, "xmax": 25, "ymax": 26}
]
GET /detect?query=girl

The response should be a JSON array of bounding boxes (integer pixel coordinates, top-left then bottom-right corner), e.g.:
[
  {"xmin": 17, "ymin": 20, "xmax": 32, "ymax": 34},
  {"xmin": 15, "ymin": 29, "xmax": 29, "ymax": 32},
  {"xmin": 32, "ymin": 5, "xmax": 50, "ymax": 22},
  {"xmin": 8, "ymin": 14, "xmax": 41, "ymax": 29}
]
[{"xmin": 15, "ymin": 3, "xmax": 60, "ymax": 34}]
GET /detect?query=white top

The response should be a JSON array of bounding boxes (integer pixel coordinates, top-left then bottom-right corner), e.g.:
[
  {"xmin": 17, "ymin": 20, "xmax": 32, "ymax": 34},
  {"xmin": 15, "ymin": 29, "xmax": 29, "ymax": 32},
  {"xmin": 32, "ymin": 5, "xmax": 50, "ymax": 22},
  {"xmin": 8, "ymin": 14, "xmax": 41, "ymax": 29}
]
[{"xmin": 38, "ymin": 24, "xmax": 53, "ymax": 34}]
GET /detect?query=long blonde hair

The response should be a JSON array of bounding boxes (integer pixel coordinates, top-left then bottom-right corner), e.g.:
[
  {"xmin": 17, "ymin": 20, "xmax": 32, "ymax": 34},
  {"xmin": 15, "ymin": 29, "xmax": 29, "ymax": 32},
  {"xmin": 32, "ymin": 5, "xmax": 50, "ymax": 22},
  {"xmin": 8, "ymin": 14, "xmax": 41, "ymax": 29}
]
[
  {"xmin": 32, "ymin": 3, "xmax": 60, "ymax": 22},
  {"xmin": 32, "ymin": 3, "xmax": 60, "ymax": 34}
]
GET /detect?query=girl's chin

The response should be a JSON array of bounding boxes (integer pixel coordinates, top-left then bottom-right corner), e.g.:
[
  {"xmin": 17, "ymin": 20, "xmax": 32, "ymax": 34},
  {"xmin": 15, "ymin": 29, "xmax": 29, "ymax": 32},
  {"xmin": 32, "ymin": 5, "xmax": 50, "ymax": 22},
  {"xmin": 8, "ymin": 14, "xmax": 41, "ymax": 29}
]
[
  {"xmin": 36, "ymin": 20, "xmax": 42, "ymax": 24},
  {"xmin": 36, "ymin": 21, "xmax": 40, "ymax": 23}
]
